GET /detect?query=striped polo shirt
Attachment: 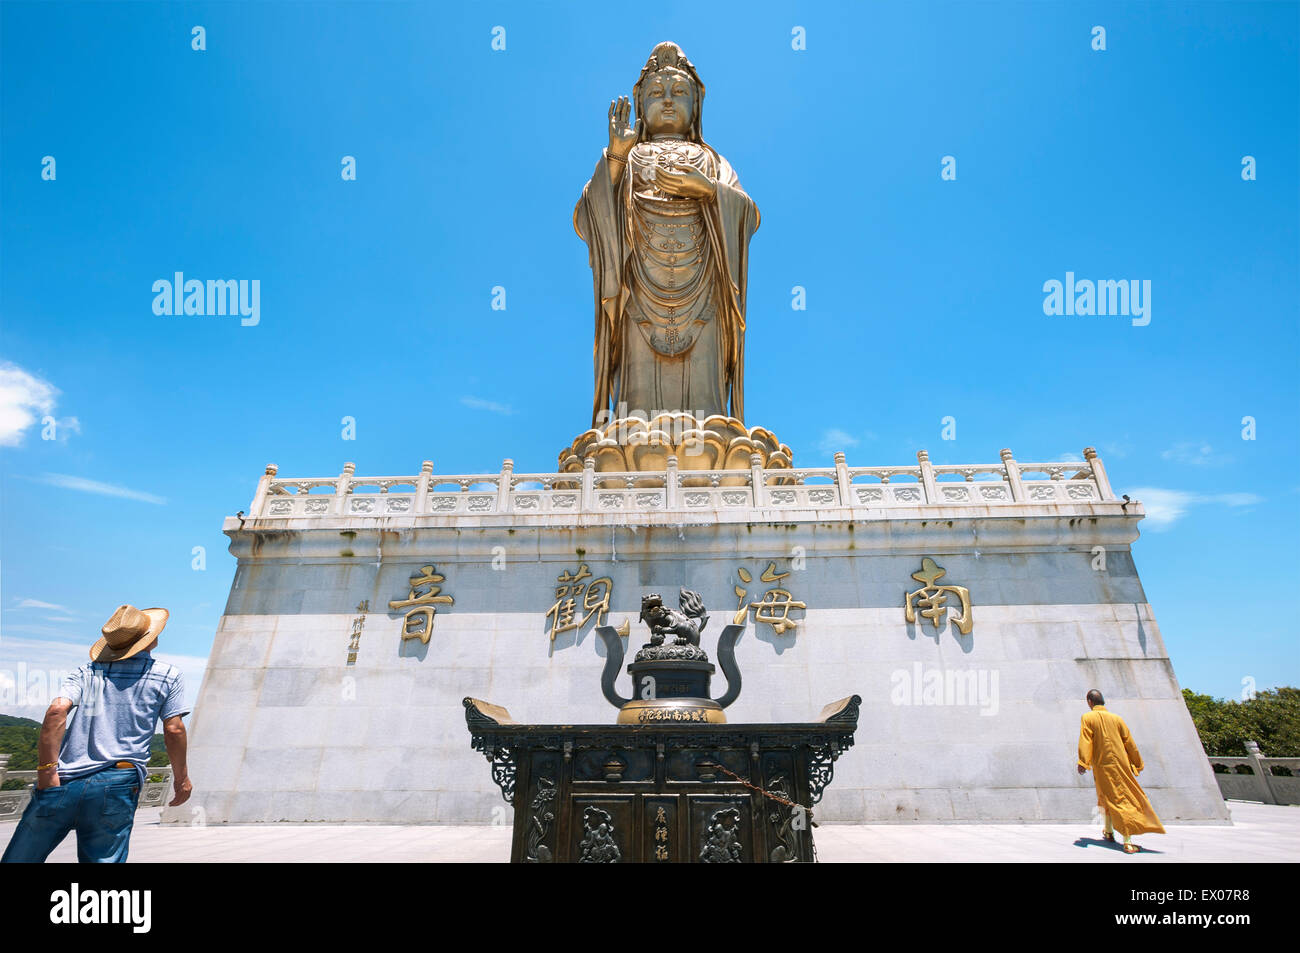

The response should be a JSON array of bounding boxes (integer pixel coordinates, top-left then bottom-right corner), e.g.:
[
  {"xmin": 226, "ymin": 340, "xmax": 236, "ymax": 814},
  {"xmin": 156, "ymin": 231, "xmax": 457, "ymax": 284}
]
[{"xmin": 56, "ymin": 652, "xmax": 189, "ymax": 785}]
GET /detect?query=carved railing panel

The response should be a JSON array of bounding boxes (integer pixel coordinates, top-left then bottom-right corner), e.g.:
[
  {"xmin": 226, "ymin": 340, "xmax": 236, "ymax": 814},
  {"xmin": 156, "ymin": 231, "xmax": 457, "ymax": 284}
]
[{"xmin": 247, "ymin": 449, "xmax": 1121, "ymax": 521}]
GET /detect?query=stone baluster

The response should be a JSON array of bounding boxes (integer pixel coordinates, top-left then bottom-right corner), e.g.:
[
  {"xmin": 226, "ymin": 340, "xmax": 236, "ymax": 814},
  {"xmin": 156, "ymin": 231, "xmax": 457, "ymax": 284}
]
[
  {"xmin": 1084, "ymin": 447, "xmax": 1115, "ymax": 500},
  {"xmin": 751, "ymin": 453, "xmax": 766, "ymax": 507},
  {"xmin": 498, "ymin": 459, "xmax": 514, "ymax": 512},
  {"xmin": 666, "ymin": 455, "xmax": 680, "ymax": 509},
  {"xmin": 917, "ymin": 450, "xmax": 938, "ymax": 504},
  {"xmin": 0, "ymin": 753, "xmax": 9, "ymax": 789},
  {"xmin": 1000, "ymin": 448, "xmax": 1025, "ymax": 502},
  {"xmin": 414, "ymin": 460, "xmax": 433, "ymax": 514},
  {"xmin": 834, "ymin": 451, "xmax": 851, "ymax": 507},
  {"xmin": 250, "ymin": 463, "xmax": 278, "ymax": 516},
  {"xmin": 334, "ymin": 462, "xmax": 355, "ymax": 516},
  {"xmin": 581, "ymin": 456, "xmax": 596, "ymax": 511},
  {"xmin": 1244, "ymin": 740, "xmax": 1278, "ymax": 804}
]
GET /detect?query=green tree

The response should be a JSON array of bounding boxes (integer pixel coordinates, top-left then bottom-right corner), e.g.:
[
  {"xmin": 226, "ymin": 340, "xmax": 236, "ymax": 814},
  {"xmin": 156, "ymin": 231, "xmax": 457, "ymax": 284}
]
[
  {"xmin": 0, "ymin": 720, "xmax": 169, "ymax": 771},
  {"xmin": 148, "ymin": 733, "xmax": 170, "ymax": 766},
  {"xmin": 0, "ymin": 723, "xmax": 39, "ymax": 770},
  {"xmin": 1182, "ymin": 687, "xmax": 1300, "ymax": 758}
]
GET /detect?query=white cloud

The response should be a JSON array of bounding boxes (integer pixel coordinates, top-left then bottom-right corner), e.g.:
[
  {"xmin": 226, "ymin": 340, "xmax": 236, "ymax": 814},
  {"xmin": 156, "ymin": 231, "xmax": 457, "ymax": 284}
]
[
  {"xmin": 154, "ymin": 652, "xmax": 210, "ymax": 702},
  {"xmin": 0, "ymin": 635, "xmax": 208, "ymax": 723},
  {"xmin": 0, "ymin": 636, "xmax": 103, "ymax": 719},
  {"xmin": 13, "ymin": 599, "xmax": 73, "ymax": 612},
  {"xmin": 460, "ymin": 396, "xmax": 513, "ymax": 415},
  {"xmin": 1218, "ymin": 493, "xmax": 1264, "ymax": 507},
  {"xmin": 0, "ymin": 362, "xmax": 58, "ymax": 446},
  {"xmin": 38, "ymin": 473, "xmax": 166, "ymax": 505},
  {"xmin": 1162, "ymin": 441, "xmax": 1231, "ymax": 467},
  {"xmin": 818, "ymin": 428, "xmax": 860, "ymax": 455},
  {"xmin": 2, "ymin": 623, "xmax": 85, "ymax": 639},
  {"xmin": 1124, "ymin": 487, "xmax": 1263, "ymax": 530}
]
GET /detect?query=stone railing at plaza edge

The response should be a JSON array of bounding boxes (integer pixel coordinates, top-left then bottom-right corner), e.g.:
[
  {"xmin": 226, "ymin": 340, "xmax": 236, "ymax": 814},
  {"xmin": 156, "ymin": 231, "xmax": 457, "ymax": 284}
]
[
  {"xmin": 1209, "ymin": 741, "xmax": 1300, "ymax": 806},
  {"xmin": 0, "ymin": 759, "xmax": 175, "ymax": 821},
  {"xmin": 5, "ymin": 747, "xmax": 1295, "ymax": 820},
  {"xmin": 243, "ymin": 447, "xmax": 1126, "ymax": 523}
]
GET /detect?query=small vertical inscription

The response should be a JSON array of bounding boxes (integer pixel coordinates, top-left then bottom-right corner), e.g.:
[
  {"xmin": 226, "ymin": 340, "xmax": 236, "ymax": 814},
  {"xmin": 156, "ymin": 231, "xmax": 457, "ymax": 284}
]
[
  {"xmin": 653, "ymin": 805, "xmax": 670, "ymax": 862},
  {"xmin": 346, "ymin": 600, "xmax": 370, "ymax": 664},
  {"xmin": 644, "ymin": 797, "xmax": 675, "ymax": 863}
]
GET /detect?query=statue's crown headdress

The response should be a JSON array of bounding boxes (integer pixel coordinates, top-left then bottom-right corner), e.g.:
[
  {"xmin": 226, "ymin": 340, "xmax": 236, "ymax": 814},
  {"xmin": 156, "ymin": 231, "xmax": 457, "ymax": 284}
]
[{"xmin": 633, "ymin": 41, "xmax": 706, "ymax": 142}]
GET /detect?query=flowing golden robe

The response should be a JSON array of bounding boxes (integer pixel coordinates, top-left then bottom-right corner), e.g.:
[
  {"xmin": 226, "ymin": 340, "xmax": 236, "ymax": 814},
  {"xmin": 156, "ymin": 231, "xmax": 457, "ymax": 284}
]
[
  {"xmin": 574, "ymin": 138, "xmax": 759, "ymax": 427},
  {"xmin": 1077, "ymin": 705, "xmax": 1165, "ymax": 836}
]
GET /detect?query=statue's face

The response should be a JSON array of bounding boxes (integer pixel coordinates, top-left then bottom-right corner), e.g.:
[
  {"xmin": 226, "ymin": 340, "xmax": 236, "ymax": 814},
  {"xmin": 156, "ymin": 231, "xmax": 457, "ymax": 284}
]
[{"xmin": 641, "ymin": 69, "xmax": 694, "ymax": 138}]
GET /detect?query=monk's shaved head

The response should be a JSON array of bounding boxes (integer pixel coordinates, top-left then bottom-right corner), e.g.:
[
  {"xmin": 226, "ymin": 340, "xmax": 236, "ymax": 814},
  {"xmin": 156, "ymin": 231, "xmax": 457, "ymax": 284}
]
[{"xmin": 1086, "ymin": 689, "xmax": 1105, "ymax": 707}]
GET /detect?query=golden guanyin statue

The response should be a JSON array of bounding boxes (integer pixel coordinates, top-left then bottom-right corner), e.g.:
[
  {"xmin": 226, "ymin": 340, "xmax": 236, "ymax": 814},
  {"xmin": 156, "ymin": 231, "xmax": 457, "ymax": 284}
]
[
  {"xmin": 575, "ymin": 40, "xmax": 759, "ymax": 425},
  {"xmin": 562, "ymin": 42, "xmax": 790, "ymax": 475}
]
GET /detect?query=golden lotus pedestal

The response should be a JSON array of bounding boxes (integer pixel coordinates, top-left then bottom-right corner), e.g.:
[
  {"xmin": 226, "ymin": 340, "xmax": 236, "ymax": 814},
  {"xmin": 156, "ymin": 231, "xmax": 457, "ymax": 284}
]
[{"xmin": 558, "ymin": 413, "xmax": 793, "ymax": 480}]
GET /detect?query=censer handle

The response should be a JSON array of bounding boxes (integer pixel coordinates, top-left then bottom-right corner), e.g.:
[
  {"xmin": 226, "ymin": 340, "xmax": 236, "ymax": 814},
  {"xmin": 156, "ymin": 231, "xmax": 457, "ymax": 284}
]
[
  {"xmin": 712, "ymin": 623, "xmax": 745, "ymax": 709},
  {"xmin": 594, "ymin": 624, "xmax": 631, "ymax": 708}
]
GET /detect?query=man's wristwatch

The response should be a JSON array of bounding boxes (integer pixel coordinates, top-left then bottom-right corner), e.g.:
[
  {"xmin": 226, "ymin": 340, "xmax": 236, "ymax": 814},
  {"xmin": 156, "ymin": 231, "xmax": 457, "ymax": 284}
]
[{"xmin": 36, "ymin": 762, "xmax": 57, "ymax": 771}]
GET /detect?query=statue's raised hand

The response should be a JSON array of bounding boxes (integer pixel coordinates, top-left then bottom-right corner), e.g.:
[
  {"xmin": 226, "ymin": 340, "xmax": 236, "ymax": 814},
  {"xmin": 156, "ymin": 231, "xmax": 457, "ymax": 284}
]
[{"xmin": 608, "ymin": 96, "xmax": 639, "ymax": 160}]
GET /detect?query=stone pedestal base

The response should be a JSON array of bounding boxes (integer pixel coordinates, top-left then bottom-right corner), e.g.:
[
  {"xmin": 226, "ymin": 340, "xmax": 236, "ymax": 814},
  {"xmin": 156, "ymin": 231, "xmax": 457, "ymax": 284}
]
[{"xmin": 166, "ymin": 450, "xmax": 1229, "ymax": 826}]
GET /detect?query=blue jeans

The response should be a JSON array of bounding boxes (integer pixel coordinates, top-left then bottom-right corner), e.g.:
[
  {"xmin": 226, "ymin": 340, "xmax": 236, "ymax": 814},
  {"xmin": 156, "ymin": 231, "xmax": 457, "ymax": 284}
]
[{"xmin": 1, "ymin": 768, "xmax": 141, "ymax": 863}]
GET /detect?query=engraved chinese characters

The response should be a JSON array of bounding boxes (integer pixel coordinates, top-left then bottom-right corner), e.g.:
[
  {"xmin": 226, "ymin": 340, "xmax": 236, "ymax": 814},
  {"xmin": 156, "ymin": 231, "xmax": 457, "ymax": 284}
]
[
  {"xmin": 904, "ymin": 557, "xmax": 973, "ymax": 635},
  {"xmin": 345, "ymin": 600, "xmax": 369, "ymax": 664},
  {"xmin": 733, "ymin": 561, "xmax": 806, "ymax": 634},
  {"xmin": 546, "ymin": 562, "xmax": 623, "ymax": 641},
  {"xmin": 388, "ymin": 564, "xmax": 454, "ymax": 643},
  {"xmin": 652, "ymin": 805, "xmax": 670, "ymax": 861},
  {"xmin": 378, "ymin": 555, "xmax": 978, "ymax": 653}
]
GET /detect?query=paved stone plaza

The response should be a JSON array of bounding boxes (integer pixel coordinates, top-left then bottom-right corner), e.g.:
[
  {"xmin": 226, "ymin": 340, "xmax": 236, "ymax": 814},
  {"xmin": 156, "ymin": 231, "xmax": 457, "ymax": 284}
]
[{"xmin": 7, "ymin": 801, "xmax": 1293, "ymax": 864}]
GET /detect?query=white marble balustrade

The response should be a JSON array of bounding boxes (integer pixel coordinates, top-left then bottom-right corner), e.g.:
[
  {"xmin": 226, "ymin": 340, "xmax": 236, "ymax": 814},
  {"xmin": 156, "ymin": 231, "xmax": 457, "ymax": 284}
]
[{"xmin": 243, "ymin": 448, "xmax": 1120, "ymax": 523}]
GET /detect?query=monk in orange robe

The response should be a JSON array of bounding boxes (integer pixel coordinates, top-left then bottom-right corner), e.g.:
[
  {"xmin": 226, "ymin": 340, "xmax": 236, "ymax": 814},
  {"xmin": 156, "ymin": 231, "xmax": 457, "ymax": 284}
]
[{"xmin": 1077, "ymin": 689, "xmax": 1165, "ymax": 853}]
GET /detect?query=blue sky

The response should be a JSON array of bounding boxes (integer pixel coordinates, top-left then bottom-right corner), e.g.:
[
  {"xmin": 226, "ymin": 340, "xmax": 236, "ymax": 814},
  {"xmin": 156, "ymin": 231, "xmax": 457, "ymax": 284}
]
[{"xmin": 1, "ymin": 0, "xmax": 1296, "ymax": 713}]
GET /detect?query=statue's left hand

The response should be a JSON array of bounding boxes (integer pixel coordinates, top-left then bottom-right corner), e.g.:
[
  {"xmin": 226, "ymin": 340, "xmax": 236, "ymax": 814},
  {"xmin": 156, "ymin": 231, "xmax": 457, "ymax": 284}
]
[{"xmin": 655, "ymin": 164, "xmax": 716, "ymax": 200}]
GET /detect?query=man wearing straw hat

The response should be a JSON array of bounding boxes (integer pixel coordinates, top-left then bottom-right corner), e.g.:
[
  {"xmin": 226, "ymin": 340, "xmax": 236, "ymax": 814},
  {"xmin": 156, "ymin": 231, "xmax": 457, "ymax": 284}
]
[{"xmin": 1, "ymin": 605, "xmax": 193, "ymax": 863}]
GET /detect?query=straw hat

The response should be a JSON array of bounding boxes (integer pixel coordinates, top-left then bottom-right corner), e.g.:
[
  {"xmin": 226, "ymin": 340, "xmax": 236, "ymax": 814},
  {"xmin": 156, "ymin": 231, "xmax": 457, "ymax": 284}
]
[{"xmin": 90, "ymin": 604, "xmax": 169, "ymax": 662}]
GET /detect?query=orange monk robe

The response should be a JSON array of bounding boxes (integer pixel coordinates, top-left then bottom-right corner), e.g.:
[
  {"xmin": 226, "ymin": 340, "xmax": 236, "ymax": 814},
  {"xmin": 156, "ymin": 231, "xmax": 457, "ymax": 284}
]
[{"xmin": 1077, "ymin": 705, "xmax": 1165, "ymax": 836}]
